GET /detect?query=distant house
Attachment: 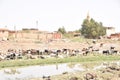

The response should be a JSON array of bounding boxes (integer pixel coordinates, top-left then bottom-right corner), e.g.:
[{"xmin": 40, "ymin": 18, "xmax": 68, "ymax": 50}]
[
  {"xmin": 73, "ymin": 32, "xmax": 81, "ymax": 37},
  {"xmin": 109, "ymin": 33, "xmax": 120, "ymax": 40},
  {"xmin": 22, "ymin": 28, "xmax": 39, "ymax": 33},
  {"xmin": 8, "ymin": 28, "xmax": 62, "ymax": 42},
  {"xmin": 105, "ymin": 27, "xmax": 115, "ymax": 37},
  {"xmin": 0, "ymin": 28, "xmax": 9, "ymax": 40},
  {"xmin": 67, "ymin": 31, "xmax": 81, "ymax": 37},
  {"xmin": 52, "ymin": 32, "xmax": 62, "ymax": 39},
  {"xmin": 0, "ymin": 27, "xmax": 63, "ymax": 42}
]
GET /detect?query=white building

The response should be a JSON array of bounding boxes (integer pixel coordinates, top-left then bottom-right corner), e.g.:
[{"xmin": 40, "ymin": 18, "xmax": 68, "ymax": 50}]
[{"xmin": 106, "ymin": 27, "xmax": 115, "ymax": 37}]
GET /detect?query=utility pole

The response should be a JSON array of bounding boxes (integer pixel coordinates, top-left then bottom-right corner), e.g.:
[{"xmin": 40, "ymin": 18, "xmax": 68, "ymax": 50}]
[
  {"xmin": 36, "ymin": 20, "xmax": 39, "ymax": 40},
  {"xmin": 36, "ymin": 20, "xmax": 38, "ymax": 29},
  {"xmin": 14, "ymin": 25, "xmax": 17, "ymax": 39}
]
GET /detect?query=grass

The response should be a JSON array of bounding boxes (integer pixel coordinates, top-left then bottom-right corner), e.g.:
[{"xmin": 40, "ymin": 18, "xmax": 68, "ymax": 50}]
[
  {"xmin": 0, "ymin": 54, "xmax": 120, "ymax": 69},
  {"xmin": 71, "ymin": 37, "xmax": 91, "ymax": 42}
]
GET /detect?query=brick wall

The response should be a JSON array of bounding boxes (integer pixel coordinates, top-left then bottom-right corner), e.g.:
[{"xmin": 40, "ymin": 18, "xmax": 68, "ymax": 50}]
[{"xmin": 0, "ymin": 29, "xmax": 9, "ymax": 40}]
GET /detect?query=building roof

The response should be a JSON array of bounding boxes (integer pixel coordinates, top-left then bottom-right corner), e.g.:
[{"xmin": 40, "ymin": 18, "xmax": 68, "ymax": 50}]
[
  {"xmin": 0, "ymin": 28, "xmax": 9, "ymax": 31},
  {"xmin": 22, "ymin": 28, "xmax": 38, "ymax": 31},
  {"xmin": 105, "ymin": 27, "xmax": 115, "ymax": 29}
]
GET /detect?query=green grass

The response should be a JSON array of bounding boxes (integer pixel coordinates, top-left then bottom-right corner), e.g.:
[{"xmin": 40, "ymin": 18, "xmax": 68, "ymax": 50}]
[
  {"xmin": 0, "ymin": 55, "xmax": 120, "ymax": 69},
  {"xmin": 70, "ymin": 37, "xmax": 93, "ymax": 43}
]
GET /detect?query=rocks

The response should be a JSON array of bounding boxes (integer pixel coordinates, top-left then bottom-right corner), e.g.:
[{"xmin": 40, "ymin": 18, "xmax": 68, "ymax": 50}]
[
  {"xmin": 42, "ymin": 75, "xmax": 51, "ymax": 80},
  {"xmin": 4, "ymin": 69, "xmax": 20, "ymax": 74},
  {"xmin": 101, "ymin": 62, "xmax": 120, "ymax": 74},
  {"xmin": 69, "ymin": 77, "xmax": 78, "ymax": 80},
  {"xmin": 62, "ymin": 71, "xmax": 68, "ymax": 74},
  {"xmin": 84, "ymin": 73, "xmax": 97, "ymax": 80}
]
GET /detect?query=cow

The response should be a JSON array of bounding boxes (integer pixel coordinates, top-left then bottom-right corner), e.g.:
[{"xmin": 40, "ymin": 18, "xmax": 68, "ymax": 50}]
[
  {"xmin": 82, "ymin": 48, "xmax": 90, "ymax": 56},
  {"xmin": 102, "ymin": 50, "xmax": 110, "ymax": 55},
  {"xmin": 42, "ymin": 75, "xmax": 51, "ymax": 80}
]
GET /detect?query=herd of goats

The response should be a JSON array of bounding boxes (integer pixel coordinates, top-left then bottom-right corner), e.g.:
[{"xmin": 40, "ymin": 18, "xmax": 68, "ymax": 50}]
[{"xmin": 0, "ymin": 42, "xmax": 120, "ymax": 61}]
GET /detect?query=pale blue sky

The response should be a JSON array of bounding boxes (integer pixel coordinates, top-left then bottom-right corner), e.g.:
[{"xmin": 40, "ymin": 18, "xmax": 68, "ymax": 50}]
[{"xmin": 0, "ymin": 0, "xmax": 120, "ymax": 32}]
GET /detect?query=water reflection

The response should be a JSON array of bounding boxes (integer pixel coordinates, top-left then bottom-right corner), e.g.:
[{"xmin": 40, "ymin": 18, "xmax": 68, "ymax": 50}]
[
  {"xmin": 0, "ymin": 63, "xmax": 84, "ymax": 80},
  {"xmin": 4, "ymin": 69, "xmax": 20, "ymax": 75}
]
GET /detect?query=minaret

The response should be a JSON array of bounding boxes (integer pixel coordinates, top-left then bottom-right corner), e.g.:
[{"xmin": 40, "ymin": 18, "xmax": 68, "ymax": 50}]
[
  {"xmin": 36, "ymin": 20, "xmax": 38, "ymax": 29},
  {"xmin": 87, "ymin": 12, "xmax": 90, "ymax": 20},
  {"xmin": 14, "ymin": 26, "xmax": 17, "ymax": 38}
]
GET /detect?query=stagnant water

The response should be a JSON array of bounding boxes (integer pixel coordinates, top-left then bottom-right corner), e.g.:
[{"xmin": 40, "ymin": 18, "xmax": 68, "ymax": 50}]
[
  {"xmin": 0, "ymin": 63, "xmax": 85, "ymax": 80},
  {"xmin": 1, "ymin": 61, "xmax": 119, "ymax": 80}
]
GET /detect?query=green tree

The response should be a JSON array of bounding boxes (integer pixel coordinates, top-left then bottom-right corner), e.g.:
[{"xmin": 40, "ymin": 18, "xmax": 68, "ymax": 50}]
[
  {"xmin": 58, "ymin": 26, "xmax": 66, "ymax": 34},
  {"xmin": 81, "ymin": 18, "xmax": 106, "ymax": 39}
]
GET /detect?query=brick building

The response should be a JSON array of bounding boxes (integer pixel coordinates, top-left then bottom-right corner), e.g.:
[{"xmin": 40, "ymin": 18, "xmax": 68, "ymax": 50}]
[
  {"xmin": 109, "ymin": 33, "xmax": 120, "ymax": 40},
  {"xmin": 8, "ymin": 28, "xmax": 62, "ymax": 42},
  {"xmin": 106, "ymin": 27, "xmax": 115, "ymax": 37},
  {"xmin": 0, "ymin": 28, "xmax": 9, "ymax": 40}
]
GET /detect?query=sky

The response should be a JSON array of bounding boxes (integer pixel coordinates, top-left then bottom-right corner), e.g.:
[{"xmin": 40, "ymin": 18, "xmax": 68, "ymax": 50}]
[{"xmin": 0, "ymin": 0, "xmax": 120, "ymax": 32}]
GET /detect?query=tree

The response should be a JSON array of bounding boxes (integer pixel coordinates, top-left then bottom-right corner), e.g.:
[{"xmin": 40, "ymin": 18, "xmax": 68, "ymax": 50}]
[
  {"xmin": 81, "ymin": 18, "xmax": 106, "ymax": 39},
  {"xmin": 58, "ymin": 26, "xmax": 66, "ymax": 34}
]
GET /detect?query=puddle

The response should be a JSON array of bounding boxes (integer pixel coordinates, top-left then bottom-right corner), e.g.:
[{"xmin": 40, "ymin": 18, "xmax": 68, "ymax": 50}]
[
  {"xmin": 1, "ymin": 61, "xmax": 119, "ymax": 80},
  {"xmin": 0, "ymin": 63, "xmax": 85, "ymax": 80}
]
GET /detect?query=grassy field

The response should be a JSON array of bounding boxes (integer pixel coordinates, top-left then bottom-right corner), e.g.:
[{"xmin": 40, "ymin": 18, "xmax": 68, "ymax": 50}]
[{"xmin": 0, "ymin": 54, "xmax": 120, "ymax": 69}]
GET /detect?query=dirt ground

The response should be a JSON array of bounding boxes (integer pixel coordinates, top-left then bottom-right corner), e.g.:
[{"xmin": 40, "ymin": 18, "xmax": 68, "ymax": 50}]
[{"xmin": 0, "ymin": 38, "xmax": 120, "ymax": 53}]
